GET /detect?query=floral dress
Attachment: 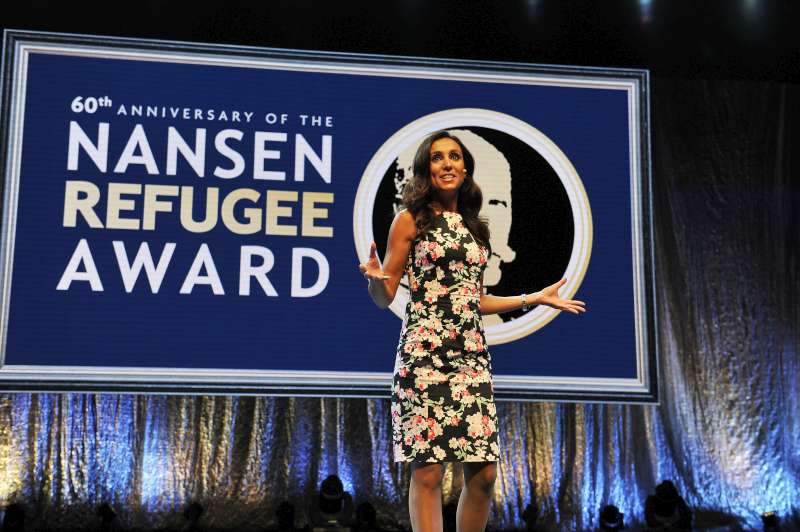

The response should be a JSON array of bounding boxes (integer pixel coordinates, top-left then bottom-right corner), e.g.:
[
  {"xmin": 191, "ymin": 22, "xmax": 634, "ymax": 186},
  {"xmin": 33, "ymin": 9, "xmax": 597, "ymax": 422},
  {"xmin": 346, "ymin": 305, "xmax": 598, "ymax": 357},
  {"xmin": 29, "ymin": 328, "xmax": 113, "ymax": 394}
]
[{"xmin": 391, "ymin": 211, "xmax": 500, "ymax": 463}]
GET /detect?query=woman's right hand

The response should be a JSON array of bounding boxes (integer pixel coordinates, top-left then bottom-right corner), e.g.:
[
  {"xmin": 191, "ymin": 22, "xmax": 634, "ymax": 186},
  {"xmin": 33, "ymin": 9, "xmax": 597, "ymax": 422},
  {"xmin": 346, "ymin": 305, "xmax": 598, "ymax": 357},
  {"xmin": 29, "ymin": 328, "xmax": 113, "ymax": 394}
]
[{"xmin": 359, "ymin": 242, "xmax": 389, "ymax": 281}]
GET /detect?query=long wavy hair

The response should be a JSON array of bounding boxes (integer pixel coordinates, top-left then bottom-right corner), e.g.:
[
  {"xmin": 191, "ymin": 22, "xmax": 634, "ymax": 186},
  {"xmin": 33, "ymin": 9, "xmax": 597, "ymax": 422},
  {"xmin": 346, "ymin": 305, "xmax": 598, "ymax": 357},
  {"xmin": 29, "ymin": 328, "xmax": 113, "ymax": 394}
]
[{"xmin": 402, "ymin": 130, "xmax": 491, "ymax": 251}]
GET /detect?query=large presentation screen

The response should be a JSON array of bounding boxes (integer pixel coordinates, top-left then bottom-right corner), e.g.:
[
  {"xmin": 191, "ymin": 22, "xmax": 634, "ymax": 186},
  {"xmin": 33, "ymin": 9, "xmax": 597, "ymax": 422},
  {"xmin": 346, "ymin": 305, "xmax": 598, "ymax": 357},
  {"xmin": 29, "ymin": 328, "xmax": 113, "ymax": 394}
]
[{"xmin": 0, "ymin": 31, "xmax": 656, "ymax": 402}]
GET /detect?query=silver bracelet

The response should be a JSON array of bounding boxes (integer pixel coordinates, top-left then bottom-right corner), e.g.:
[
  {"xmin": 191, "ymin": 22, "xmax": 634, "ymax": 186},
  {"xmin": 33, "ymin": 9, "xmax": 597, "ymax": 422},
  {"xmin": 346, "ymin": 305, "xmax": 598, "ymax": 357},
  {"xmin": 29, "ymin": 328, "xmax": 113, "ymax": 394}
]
[{"xmin": 521, "ymin": 293, "xmax": 530, "ymax": 311}]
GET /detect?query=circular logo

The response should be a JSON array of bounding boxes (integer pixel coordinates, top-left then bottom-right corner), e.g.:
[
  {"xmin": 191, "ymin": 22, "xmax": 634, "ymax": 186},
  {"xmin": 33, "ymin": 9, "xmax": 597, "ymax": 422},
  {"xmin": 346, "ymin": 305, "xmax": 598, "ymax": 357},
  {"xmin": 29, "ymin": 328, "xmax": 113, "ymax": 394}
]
[{"xmin": 354, "ymin": 109, "xmax": 592, "ymax": 344}]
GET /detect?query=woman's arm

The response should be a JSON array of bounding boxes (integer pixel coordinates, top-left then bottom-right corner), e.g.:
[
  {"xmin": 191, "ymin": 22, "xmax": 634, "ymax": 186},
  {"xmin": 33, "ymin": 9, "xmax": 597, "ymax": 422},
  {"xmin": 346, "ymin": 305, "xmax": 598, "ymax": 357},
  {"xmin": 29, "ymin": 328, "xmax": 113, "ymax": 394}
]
[
  {"xmin": 479, "ymin": 292, "xmax": 541, "ymax": 315},
  {"xmin": 358, "ymin": 210, "xmax": 417, "ymax": 309},
  {"xmin": 479, "ymin": 276, "xmax": 586, "ymax": 315}
]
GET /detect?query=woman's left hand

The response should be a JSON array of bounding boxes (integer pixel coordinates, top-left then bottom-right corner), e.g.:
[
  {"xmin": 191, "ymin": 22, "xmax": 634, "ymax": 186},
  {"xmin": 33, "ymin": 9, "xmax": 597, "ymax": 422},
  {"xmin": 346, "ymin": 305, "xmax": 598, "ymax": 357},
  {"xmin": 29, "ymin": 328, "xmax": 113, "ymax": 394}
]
[{"xmin": 537, "ymin": 278, "xmax": 586, "ymax": 315}]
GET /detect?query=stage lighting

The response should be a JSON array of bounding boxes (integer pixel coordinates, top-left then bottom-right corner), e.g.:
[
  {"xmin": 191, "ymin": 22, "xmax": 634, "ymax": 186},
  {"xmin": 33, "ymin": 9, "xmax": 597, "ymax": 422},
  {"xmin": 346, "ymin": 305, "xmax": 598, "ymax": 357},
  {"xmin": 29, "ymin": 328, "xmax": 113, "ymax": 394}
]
[
  {"xmin": 762, "ymin": 511, "xmax": 780, "ymax": 531},
  {"xmin": 319, "ymin": 475, "xmax": 345, "ymax": 515},
  {"xmin": 1, "ymin": 503, "xmax": 25, "ymax": 532},
  {"xmin": 311, "ymin": 474, "xmax": 354, "ymax": 531},
  {"xmin": 644, "ymin": 480, "xmax": 692, "ymax": 531},
  {"xmin": 639, "ymin": 0, "xmax": 653, "ymax": 23},
  {"xmin": 598, "ymin": 505, "xmax": 624, "ymax": 530}
]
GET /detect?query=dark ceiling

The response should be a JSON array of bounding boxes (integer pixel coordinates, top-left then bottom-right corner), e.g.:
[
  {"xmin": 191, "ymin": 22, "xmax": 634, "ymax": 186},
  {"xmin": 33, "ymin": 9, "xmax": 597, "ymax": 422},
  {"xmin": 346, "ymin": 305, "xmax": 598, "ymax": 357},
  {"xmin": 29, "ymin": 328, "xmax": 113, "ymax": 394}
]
[{"xmin": 3, "ymin": 0, "xmax": 799, "ymax": 82}]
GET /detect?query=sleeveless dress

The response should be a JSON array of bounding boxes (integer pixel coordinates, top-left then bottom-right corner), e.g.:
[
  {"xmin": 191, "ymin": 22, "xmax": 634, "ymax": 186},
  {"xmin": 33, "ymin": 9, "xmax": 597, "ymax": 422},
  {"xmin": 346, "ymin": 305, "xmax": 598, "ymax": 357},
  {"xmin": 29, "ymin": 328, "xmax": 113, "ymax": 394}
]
[{"xmin": 391, "ymin": 211, "xmax": 500, "ymax": 463}]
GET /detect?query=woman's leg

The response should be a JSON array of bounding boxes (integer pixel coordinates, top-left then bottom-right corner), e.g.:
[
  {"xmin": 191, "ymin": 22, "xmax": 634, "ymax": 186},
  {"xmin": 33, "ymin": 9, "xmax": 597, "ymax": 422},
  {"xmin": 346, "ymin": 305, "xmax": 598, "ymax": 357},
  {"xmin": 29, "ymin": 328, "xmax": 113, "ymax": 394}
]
[
  {"xmin": 456, "ymin": 462, "xmax": 497, "ymax": 532},
  {"xmin": 409, "ymin": 462, "xmax": 445, "ymax": 532}
]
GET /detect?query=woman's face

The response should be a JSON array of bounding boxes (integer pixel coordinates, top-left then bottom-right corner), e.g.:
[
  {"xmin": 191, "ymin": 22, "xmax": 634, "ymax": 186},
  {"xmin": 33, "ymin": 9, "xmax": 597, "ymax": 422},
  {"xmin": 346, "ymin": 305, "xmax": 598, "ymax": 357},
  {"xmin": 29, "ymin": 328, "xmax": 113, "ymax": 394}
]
[{"xmin": 429, "ymin": 138, "xmax": 466, "ymax": 195}]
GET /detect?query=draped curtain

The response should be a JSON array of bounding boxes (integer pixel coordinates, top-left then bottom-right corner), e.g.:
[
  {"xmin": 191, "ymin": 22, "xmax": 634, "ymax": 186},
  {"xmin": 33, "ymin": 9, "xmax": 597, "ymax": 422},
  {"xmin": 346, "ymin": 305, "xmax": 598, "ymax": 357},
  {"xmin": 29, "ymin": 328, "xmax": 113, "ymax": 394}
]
[{"xmin": 0, "ymin": 77, "xmax": 797, "ymax": 531}]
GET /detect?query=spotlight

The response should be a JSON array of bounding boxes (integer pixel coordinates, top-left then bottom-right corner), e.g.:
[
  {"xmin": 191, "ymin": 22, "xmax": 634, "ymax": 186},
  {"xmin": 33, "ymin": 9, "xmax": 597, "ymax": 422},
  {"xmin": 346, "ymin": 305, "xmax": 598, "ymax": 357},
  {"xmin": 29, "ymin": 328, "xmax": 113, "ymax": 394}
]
[
  {"xmin": 311, "ymin": 474, "xmax": 354, "ymax": 530},
  {"xmin": 599, "ymin": 505, "xmax": 624, "ymax": 530},
  {"xmin": 644, "ymin": 480, "xmax": 692, "ymax": 531},
  {"xmin": 319, "ymin": 475, "xmax": 345, "ymax": 516},
  {"xmin": 762, "ymin": 511, "xmax": 780, "ymax": 531},
  {"xmin": 2, "ymin": 503, "xmax": 25, "ymax": 532}
]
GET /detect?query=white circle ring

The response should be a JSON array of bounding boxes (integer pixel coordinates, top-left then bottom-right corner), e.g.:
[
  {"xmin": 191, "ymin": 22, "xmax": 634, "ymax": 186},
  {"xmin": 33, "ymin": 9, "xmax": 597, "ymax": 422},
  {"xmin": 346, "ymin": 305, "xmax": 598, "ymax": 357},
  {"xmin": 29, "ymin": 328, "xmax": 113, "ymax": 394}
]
[{"xmin": 353, "ymin": 108, "xmax": 593, "ymax": 344}]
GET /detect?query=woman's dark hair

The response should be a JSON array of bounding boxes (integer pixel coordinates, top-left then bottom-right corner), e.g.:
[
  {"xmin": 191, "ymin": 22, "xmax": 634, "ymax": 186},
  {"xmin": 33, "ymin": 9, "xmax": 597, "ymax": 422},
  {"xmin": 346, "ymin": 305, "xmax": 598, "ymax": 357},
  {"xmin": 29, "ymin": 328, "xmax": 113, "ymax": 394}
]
[{"xmin": 401, "ymin": 130, "xmax": 491, "ymax": 251}]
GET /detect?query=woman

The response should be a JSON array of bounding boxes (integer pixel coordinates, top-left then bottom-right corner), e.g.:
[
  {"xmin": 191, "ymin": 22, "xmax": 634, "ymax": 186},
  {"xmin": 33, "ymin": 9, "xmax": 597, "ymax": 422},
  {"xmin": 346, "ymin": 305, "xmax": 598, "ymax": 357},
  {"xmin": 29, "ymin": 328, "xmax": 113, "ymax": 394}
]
[{"xmin": 358, "ymin": 131, "xmax": 586, "ymax": 532}]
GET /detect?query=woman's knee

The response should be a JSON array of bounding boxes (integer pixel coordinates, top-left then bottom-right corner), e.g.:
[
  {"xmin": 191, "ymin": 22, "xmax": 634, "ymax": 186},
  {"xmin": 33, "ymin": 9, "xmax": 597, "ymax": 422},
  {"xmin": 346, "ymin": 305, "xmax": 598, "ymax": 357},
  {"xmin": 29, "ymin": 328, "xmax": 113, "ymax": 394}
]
[
  {"xmin": 464, "ymin": 462, "xmax": 497, "ymax": 495},
  {"xmin": 411, "ymin": 463, "xmax": 445, "ymax": 490}
]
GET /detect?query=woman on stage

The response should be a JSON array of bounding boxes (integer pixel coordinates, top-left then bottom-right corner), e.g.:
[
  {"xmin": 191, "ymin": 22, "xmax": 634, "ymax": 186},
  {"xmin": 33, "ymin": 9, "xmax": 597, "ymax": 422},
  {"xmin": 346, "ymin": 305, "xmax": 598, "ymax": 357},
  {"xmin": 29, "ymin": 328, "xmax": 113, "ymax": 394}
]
[{"xmin": 359, "ymin": 131, "xmax": 586, "ymax": 532}]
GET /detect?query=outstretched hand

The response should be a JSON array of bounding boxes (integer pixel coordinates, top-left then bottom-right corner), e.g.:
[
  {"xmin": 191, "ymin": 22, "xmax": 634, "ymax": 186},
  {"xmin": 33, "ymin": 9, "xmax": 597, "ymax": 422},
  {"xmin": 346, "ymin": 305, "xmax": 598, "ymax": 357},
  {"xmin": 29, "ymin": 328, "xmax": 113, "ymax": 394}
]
[
  {"xmin": 358, "ymin": 242, "xmax": 389, "ymax": 281},
  {"xmin": 538, "ymin": 278, "xmax": 586, "ymax": 315}
]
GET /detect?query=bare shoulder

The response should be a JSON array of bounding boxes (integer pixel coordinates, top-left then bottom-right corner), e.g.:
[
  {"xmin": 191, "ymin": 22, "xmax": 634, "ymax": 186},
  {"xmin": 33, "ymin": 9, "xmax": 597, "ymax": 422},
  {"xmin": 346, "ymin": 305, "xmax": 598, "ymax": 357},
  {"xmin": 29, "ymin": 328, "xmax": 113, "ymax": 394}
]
[
  {"xmin": 394, "ymin": 209, "xmax": 415, "ymax": 225},
  {"xmin": 391, "ymin": 209, "xmax": 417, "ymax": 240}
]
